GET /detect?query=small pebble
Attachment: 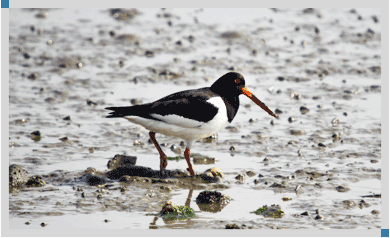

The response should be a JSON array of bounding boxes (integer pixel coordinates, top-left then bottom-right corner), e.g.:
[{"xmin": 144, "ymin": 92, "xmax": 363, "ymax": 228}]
[
  {"xmin": 288, "ymin": 117, "xmax": 297, "ymax": 123},
  {"xmin": 300, "ymin": 106, "xmax": 310, "ymax": 114},
  {"xmin": 109, "ymin": 30, "xmax": 116, "ymax": 37}
]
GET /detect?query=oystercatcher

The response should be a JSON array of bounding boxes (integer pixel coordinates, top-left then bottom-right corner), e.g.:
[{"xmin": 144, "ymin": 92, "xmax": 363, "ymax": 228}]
[{"xmin": 105, "ymin": 72, "xmax": 278, "ymax": 175}]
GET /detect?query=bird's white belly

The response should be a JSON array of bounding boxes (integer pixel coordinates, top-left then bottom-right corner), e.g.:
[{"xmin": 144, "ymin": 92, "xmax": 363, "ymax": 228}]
[{"xmin": 124, "ymin": 97, "xmax": 229, "ymax": 141}]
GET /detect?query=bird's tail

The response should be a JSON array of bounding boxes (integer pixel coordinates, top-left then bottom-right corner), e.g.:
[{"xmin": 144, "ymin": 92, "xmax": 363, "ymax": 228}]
[{"xmin": 105, "ymin": 106, "xmax": 135, "ymax": 118}]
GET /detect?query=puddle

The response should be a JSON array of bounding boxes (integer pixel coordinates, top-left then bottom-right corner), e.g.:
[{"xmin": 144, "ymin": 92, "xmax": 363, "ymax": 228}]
[{"xmin": 9, "ymin": 8, "xmax": 381, "ymax": 230}]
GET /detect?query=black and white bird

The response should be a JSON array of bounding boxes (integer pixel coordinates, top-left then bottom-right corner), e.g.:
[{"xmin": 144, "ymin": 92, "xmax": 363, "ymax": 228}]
[{"xmin": 105, "ymin": 72, "xmax": 278, "ymax": 175}]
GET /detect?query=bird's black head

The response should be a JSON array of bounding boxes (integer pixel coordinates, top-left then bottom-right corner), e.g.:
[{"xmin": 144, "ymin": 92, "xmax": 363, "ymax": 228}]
[
  {"xmin": 210, "ymin": 72, "xmax": 246, "ymax": 97},
  {"xmin": 211, "ymin": 72, "xmax": 279, "ymax": 119}
]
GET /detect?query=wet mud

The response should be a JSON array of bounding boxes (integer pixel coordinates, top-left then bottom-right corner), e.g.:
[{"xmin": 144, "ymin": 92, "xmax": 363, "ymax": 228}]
[{"xmin": 9, "ymin": 8, "xmax": 381, "ymax": 229}]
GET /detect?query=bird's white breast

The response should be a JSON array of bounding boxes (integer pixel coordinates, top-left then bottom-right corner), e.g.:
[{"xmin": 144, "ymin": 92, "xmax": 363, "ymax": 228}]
[{"xmin": 124, "ymin": 96, "xmax": 229, "ymax": 146}]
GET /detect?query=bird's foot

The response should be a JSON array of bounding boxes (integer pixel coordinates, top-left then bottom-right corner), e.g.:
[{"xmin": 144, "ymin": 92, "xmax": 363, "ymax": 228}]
[
  {"xmin": 186, "ymin": 168, "xmax": 197, "ymax": 176},
  {"xmin": 160, "ymin": 155, "xmax": 168, "ymax": 171}
]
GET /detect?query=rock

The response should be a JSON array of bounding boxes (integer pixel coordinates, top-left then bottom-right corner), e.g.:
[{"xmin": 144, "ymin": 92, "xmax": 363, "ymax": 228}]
[
  {"xmin": 26, "ymin": 175, "xmax": 46, "ymax": 187},
  {"xmin": 196, "ymin": 190, "xmax": 231, "ymax": 212},
  {"xmin": 106, "ymin": 165, "xmax": 187, "ymax": 179},
  {"xmin": 81, "ymin": 173, "xmax": 108, "ymax": 186},
  {"xmin": 107, "ymin": 154, "xmax": 137, "ymax": 169},
  {"xmin": 252, "ymin": 204, "xmax": 285, "ymax": 218},
  {"xmin": 196, "ymin": 190, "xmax": 230, "ymax": 205},
  {"xmin": 9, "ymin": 164, "xmax": 29, "ymax": 188},
  {"xmin": 159, "ymin": 201, "xmax": 195, "ymax": 220},
  {"xmin": 226, "ymin": 223, "xmax": 241, "ymax": 229},
  {"xmin": 199, "ymin": 167, "xmax": 224, "ymax": 183}
]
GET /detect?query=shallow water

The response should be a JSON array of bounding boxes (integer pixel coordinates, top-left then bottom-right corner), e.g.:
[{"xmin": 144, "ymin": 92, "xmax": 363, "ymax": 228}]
[{"xmin": 9, "ymin": 8, "xmax": 381, "ymax": 229}]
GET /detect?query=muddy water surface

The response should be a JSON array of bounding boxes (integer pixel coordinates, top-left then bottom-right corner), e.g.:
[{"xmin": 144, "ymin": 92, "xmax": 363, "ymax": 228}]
[{"xmin": 9, "ymin": 8, "xmax": 381, "ymax": 229}]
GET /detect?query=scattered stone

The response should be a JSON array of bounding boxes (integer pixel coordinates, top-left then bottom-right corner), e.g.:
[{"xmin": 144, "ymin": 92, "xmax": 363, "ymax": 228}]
[
  {"xmin": 133, "ymin": 140, "xmax": 144, "ymax": 146},
  {"xmin": 275, "ymin": 108, "xmax": 283, "ymax": 114},
  {"xmin": 288, "ymin": 117, "xmax": 297, "ymax": 123},
  {"xmin": 28, "ymin": 72, "xmax": 38, "ymax": 80},
  {"xmin": 290, "ymin": 130, "xmax": 306, "ymax": 135},
  {"xmin": 331, "ymin": 118, "xmax": 339, "ymax": 126},
  {"xmin": 235, "ymin": 174, "xmax": 246, "ymax": 183},
  {"xmin": 343, "ymin": 200, "xmax": 356, "ymax": 208},
  {"xmin": 192, "ymin": 155, "xmax": 217, "ymax": 164},
  {"xmin": 336, "ymin": 186, "xmax": 350, "ymax": 193},
  {"xmin": 145, "ymin": 50, "xmax": 154, "ymax": 57},
  {"xmin": 270, "ymin": 182, "xmax": 286, "ymax": 188},
  {"xmin": 300, "ymin": 106, "xmax": 310, "ymax": 114},
  {"xmin": 36, "ymin": 12, "xmax": 48, "ymax": 18},
  {"xmin": 246, "ymin": 170, "xmax": 256, "ymax": 177},
  {"xmin": 188, "ymin": 35, "xmax": 195, "ymax": 42},
  {"xmin": 290, "ymin": 92, "xmax": 301, "ymax": 100},
  {"xmin": 371, "ymin": 210, "xmax": 380, "ymax": 214},
  {"xmin": 109, "ymin": 8, "xmax": 141, "ymax": 21},
  {"xmin": 63, "ymin": 116, "xmax": 71, "ymax": 121},
  {"xmin": 220, "ymin": 31, "xmax": 241, "ymax": 39},
  {"xmin": 86, "ymin": 99, "xmax": 97, "ymax": 106}
]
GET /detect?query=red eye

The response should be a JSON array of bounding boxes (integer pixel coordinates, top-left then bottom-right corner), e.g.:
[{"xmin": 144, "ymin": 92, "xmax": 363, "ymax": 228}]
[{"xmin": 235, "ymin": 78, "xmax": 241, "ymax": 84}]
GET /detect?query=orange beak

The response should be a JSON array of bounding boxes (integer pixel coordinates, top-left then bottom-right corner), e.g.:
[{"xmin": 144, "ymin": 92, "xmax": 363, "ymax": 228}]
[{"xmin": 241, "ymin": 86, "xmax": 279, "ymax": 119}]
